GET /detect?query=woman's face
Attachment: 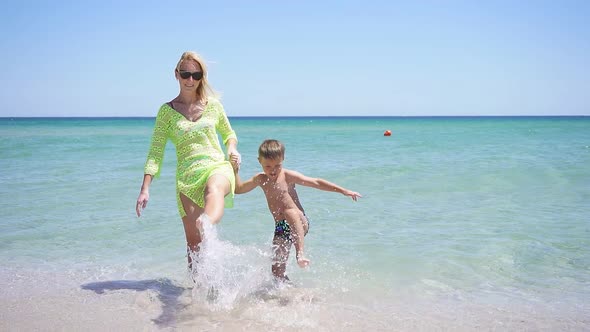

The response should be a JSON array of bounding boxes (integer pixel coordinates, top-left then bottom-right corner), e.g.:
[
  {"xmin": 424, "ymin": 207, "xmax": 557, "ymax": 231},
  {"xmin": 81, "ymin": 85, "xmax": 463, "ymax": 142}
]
[{"xmin": 176, "ymin": 60, "xmax": 203, "ymax": 93}]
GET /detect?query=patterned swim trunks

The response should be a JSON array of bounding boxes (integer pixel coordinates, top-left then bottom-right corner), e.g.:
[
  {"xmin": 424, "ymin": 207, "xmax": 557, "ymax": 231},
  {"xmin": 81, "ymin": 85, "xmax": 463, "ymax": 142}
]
[{"xmin": 274, "ymin": 216, "xmax": 310, "ymax": 241}]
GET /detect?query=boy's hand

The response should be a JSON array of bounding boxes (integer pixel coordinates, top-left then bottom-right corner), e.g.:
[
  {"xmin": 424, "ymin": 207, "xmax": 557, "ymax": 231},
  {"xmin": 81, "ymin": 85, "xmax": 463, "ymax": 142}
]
[
  {"xmin": 296, "ymin": 253, "xmax": 310, "ymax": 268},
  {"xmin": 228, "ymin": 150, "xmax": 241, "ymax": 171},
  {"xmin": 230, "ymin": 157, "xmax": 240, "ymax": 172},
  {"xmin": 344, "ymin": 190, "xmax": 362, "ymax": 201}
]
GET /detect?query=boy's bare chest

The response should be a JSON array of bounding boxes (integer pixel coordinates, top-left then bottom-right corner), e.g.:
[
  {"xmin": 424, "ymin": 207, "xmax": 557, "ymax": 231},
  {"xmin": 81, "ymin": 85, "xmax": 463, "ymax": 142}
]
[{"xmin": 261, "ymin": 180, "xmax": 292, "ymax": 199}]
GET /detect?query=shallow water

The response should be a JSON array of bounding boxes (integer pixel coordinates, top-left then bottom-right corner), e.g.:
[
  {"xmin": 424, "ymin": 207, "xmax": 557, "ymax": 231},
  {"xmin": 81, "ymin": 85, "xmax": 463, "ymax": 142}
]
[{"xmin": 1, "ymin": 116, "xmax": 589, "ymax": 330}]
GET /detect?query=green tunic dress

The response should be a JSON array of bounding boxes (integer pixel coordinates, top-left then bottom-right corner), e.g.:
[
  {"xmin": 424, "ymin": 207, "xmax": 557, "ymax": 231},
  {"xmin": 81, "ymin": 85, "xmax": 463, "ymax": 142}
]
[{"xmin": 144, "ymin": 98, "xmax": 237, "ymax": 217}]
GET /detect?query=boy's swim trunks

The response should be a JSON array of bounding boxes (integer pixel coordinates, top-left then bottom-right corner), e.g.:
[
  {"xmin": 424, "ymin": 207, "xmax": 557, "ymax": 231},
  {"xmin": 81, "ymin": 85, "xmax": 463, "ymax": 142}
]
[{"xmin": 274, "ymin": 216, "xmax": 310, "ymax": 241}]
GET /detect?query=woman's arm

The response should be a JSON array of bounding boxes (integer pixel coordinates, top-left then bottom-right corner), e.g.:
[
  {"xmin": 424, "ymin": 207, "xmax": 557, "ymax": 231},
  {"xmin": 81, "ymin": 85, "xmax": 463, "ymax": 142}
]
[
  {"xmin": 136, "ymin": 174, "xmax": 153, "ymax": 217},
  {"xmin": 137, "ymin": 106, "xmax": 169, "ymax": 217},
  {"xmin": 226, "ymin": 138, "xmax": 241, "ymax": 166}
]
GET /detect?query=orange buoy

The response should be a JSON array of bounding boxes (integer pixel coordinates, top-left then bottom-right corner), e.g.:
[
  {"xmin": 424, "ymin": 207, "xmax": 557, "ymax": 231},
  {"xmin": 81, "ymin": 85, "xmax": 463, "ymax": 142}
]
[{"xmin": 384, "ymin": 130, "xmax": 392, "ymax": 136}]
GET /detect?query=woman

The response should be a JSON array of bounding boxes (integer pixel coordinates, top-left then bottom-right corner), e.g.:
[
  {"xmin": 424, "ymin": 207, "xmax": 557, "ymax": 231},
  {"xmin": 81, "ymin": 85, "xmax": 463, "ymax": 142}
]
[{"xmin": 135, "ymin": 51, "xmax": 241, "ymax": 268}]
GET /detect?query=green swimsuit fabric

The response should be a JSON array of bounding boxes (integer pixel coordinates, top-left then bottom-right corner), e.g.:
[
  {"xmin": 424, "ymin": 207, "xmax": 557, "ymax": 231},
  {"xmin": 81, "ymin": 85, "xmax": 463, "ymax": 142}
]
[{"xmin": 144, "ymin": 98, "xmax": 237, "ymax": 217}]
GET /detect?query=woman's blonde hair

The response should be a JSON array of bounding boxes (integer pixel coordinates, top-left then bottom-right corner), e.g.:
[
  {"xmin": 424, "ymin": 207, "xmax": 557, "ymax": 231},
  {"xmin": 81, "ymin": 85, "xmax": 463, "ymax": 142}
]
[{"xmin": 175, "ymin": 51, "xmax": 217, "ymax": 101}]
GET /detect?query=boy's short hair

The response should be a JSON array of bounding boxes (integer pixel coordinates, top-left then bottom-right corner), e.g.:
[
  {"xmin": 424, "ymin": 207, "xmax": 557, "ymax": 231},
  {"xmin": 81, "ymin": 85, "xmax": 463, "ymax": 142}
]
[{"xmin": 258, "ymin": 139, "xmax": 285, "ymax": 160}]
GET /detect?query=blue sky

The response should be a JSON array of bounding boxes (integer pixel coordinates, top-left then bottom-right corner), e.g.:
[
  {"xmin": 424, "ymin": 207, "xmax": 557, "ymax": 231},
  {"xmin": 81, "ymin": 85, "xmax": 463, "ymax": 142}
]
[{"xmin": 1, "ymin": 0, "xmax": 589, "ymax": 117}]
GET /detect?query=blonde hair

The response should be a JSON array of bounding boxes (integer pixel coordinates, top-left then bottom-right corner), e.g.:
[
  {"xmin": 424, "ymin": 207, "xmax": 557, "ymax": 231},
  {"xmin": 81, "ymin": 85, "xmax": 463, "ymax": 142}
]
[
  {"xmin": 258, "ymin": 139, "xmax": 285, "ymax": 160},
  {"xmin": 175, "ymin": 51, "xmax": 218, "ymax": 101}
]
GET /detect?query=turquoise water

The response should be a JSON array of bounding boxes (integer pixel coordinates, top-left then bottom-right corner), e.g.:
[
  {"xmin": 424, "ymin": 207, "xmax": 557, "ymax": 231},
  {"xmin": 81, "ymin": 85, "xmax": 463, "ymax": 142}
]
[{"xmin": 1, "ymin": 116, "xmax": 589, "ymax": 331}]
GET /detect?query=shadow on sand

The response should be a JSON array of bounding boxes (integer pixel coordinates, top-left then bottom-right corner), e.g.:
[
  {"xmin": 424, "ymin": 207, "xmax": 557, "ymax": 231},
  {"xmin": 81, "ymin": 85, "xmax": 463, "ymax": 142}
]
[{"xmin": 81, "ymin": 278, "xmax": 189, "ymax": 327}]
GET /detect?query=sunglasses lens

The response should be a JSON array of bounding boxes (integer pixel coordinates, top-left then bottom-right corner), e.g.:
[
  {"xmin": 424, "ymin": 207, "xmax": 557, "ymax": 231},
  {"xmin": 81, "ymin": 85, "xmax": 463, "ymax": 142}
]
[
  {"xmin": 192, "ymin": 72, "xmax": 203, "ymax": 80},
  {"xmin": 179, "ymin": 71, "xmax": 203, "ymax": 80}
]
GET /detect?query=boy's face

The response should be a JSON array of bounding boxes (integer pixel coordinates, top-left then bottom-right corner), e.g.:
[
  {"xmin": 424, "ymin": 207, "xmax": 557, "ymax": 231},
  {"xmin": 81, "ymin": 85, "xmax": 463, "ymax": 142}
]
[{"xmin": 258, "ymin": 156, "xmax": 283, "ymax": 180}]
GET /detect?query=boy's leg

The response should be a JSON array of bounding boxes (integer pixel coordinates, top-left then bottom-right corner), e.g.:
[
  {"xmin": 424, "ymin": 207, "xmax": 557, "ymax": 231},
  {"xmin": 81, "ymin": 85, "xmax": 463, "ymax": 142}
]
[
  {"xmin": 271, "ymin": 235, "xmax": 291, "ymax": 280},
  {"xmin": 284, "ymin": 210, "xmax": 310, "ymax": 268}
]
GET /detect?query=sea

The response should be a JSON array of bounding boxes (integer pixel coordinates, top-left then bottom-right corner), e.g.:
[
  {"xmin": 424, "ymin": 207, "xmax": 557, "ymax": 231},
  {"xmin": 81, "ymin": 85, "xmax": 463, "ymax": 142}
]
[{"xmin": 1, "ymin": 116, "xmax": 589, "ymax": 331}]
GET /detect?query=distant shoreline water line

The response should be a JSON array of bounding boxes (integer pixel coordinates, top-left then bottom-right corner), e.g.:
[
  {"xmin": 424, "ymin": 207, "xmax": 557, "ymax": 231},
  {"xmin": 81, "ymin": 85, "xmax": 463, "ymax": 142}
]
[{"xmin": 1, "ymin": 115, "xmax": 589, "ymax": 121}]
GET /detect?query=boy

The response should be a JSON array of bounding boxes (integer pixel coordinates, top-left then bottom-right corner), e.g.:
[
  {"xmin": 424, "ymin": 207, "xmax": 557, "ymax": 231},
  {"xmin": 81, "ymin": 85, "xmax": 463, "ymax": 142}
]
[{"xmin": 231, "ymin": 139, "xmax": 361, "ymax": 281}]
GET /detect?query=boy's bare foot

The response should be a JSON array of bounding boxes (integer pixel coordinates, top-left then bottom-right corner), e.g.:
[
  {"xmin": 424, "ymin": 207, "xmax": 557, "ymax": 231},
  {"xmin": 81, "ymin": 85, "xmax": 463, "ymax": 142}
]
[{"xmin": 297, "ymin": 255, "xmax": 310, "ymax": 268}]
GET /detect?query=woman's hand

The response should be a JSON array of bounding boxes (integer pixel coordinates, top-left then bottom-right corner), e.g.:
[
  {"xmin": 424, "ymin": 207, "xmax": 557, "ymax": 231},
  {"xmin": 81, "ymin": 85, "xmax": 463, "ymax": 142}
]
[
  {"xmin": 136, "ymin": 190, "xmax": 149, "ymax": 217},
  {"xmin": 228, "ymin": 148, "xmax": 241, "ymax": 169}
]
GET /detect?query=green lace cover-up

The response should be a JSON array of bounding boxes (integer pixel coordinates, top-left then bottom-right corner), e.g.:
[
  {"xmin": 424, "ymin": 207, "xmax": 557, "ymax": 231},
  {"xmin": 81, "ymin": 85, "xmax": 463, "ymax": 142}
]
[{"xmin": 144, "ymin": 98, "xmax": 237, "ymax": 217}]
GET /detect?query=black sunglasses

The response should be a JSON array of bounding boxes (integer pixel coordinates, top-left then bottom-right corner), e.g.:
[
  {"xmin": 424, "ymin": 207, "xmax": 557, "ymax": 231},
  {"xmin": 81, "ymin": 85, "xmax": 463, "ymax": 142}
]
[{"xmin": 177, "ymin": 70, "xmax": 203, "ymax": 80}]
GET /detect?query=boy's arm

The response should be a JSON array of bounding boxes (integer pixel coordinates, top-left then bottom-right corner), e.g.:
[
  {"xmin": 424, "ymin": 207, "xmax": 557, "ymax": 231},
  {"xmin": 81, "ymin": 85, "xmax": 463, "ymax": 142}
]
[
  {"xmin": 285, "ymin": 170, "xmax": 362, "ymax": 201},
  {"xmin": 232, "ymin": 163, "xmax": 259, "ymax": 194}
]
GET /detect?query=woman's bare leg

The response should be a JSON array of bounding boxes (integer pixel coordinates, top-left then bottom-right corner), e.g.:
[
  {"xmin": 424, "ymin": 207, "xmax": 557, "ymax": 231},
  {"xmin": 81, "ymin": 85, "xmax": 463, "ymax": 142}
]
[
  {"xmin": 200, "ymin": 174, "xmax": 231, "ymax": 225},
  {"xmin": 180, "ymin": 193, "xmax": 205, "ymax": 269},
  {"xmin": 179, "ymin": 175, "xmax": 230, "ymax": 269}
]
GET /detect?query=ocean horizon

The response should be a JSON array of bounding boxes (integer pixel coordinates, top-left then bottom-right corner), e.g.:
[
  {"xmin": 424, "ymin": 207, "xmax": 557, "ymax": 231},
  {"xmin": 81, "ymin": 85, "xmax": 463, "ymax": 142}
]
[{"xmin": 2, "ymin": 115, "xmax": 589, "ymax": 119}]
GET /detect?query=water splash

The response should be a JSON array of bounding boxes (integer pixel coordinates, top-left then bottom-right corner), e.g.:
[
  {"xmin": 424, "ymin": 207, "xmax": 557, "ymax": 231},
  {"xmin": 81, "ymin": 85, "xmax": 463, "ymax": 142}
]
[{"xmin": 188, "ymin": 214, "xmax": 274, "ymax": 310}]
